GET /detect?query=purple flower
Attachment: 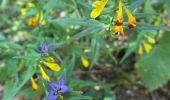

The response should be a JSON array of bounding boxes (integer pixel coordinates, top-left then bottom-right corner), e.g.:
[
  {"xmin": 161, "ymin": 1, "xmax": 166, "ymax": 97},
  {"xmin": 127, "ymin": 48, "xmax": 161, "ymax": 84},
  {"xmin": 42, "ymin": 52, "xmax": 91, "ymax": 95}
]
[
  {"xmin": 47, "ymin": 77, "xmax": 69, "ymax": 100},
  {"xmin": 35, "ymin": 41, "xmax": 55, "ymax": 57}
]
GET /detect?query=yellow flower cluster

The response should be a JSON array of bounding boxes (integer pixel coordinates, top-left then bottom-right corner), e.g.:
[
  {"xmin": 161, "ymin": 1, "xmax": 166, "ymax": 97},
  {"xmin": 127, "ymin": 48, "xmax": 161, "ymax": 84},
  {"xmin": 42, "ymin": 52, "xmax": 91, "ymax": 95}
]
[
  {"xmin": 90, "ymin": 0, "xmax": 136, "ymax": 36},
  {"xmin": 112, "ymin": 0, "xmax": 136, "ymax": 36},
  {"xmin": 138, "ymin": 35, "xmax": 156, "ymax": 56},
  {"xmin": 27, "ymin": 11, "xmax": 46, "ymax": 27},
  {"xmin": 30, "ymin": 55, "xmax": 61, "ymax": 91}
]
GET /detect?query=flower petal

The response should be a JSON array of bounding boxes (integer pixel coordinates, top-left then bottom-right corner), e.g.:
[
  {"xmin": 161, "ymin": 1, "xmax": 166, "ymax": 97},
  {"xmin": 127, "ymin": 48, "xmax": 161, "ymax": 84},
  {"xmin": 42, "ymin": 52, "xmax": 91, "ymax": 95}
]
[
  {"xmin": 43, "ymin": 62, "xmax": 61, "ymax": 71},
  {"xmin": 125, "ymin": 7, "xmax": 136, "ymax": 29},
  {"xmin": 90, "ymin": 0, "xmax": 108, "ymax": 18},
  {"xmin": 143, "ymin": 42, "xmax": 152, "ymax": 53},
  {"xmin": 90, "ymin": 9, "xmax": 102, "ymax": 19},
  {"xmin": 47, "ymin": 91, "xmax": 59, "ymax": 100},
  {"xmin": 30, "ymin": 77, "xmax": 39, "ymax": 91},
  {"xmin": 116, "ymin": 0, "xmax": 123, "ymax": 23},
  {"xmin": 146, "ymin": 36, "xmax": 156, "ymax": 44},
  {"xmin": 38, "ymin": 65, "xmax": 50, "ymax": 81},
  {"xmin": 81, "ymin": 57, "xmax": 89, "ymax": 68},
  {"xmin": 138, "ymin": 45, "xmax": 143, "ymax": 56},
  {"xmin": 112, "ymin": 25, "xmax": 124, "ymax": 36}
]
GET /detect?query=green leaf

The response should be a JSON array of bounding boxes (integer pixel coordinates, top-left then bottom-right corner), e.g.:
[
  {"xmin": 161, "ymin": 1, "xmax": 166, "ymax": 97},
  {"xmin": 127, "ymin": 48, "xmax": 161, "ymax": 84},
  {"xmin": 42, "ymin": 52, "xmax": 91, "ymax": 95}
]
[
  {"xmin": 3, "ymin": 65, "xmax": 35, "ymax": 100},
  {"xmin": 136, "ymin": 23, "xmax": 166, "ymax": 30},
  {"xmin": 69, "ymin": 79, "xmax": 96, "ymax": 89},
  {"xmin": 128, "ymin": 0, "xmax": 145, "ymax": 11},
  {"xmin": 135, "ymin": 32, "xmax": 170, "ymax": 91}
]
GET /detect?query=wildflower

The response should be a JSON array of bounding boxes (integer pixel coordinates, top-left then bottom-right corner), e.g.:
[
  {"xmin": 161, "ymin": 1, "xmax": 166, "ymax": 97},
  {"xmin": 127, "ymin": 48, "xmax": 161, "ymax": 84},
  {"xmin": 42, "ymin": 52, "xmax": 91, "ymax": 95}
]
[
  {"xmin": 112, "ymin": 0, "xmax": 124, "ymax": 36},
  {"xmin": 138, "ymin": 45, "xmax": 143, "ymax": 56},
  {"xmin": 30, "ymin": 77, "xmax": 39, "ymax": 91},
  {"xmin": 112, "ymin": 0, "xmax": 136, "ymax": 36},
  {"xmin": 42, "ymin": 61, "xmax": 61, "ymax": 72},
  {"xmin": 90, "ymin": 0, "xmax": 108, "ymax": 19},
  {"xmin": 81, "ymin": 57, "xmax": 89, "ymax": 68},
  {"xmin": 28, "ymin": 11, "xmax": 46, "ymax": 27},
  {"xmin": 35, "ymin": 41, "xmax": 55, "ymax": 57},
  {"xmin": 47, "ymin": 77, "xmax": 69, "ymax": 100},
  {"xmin": 143, "ymin": 42, "xmax": 152, "ymax": 54},
  {"xmin": 125, "ymin": 7, "xmax": 136, "ymax": 29},
  {"xmin": 38, "ymin": 65, "xmax": 50, "ymax": 81},
  {"xmin": 137, "ymin": 36, "xmax": 156, "ymax": 56},
  {"xmin": 146, "ymin": 36, "xmax": 156, "ymax": 44}
]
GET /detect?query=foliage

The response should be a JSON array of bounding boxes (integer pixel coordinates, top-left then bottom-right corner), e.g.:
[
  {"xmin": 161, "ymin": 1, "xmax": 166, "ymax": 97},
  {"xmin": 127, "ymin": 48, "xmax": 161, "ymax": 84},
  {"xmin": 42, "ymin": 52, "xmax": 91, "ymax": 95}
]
[{"xmin": 0, "ymin": 0, "xmax": 170, "ymax": 100}]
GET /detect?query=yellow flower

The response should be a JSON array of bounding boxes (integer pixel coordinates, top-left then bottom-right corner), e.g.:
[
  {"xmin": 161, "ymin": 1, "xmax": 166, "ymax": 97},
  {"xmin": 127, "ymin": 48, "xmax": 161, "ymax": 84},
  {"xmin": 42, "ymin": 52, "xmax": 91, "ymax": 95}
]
[
  {"xmin": 38, "ymin": 65, "xmax": 50, "ymax": 81},
  {"xmin": 112, "ymin": 24, "xmax": 124, "ymax": 36},
  {"xmin": 28, "ymin": 2, "xmax": 35, "ymax": 8},
  {"xmin": 138, "ymin": 45, "xmax": 143, "ymax": 56},
  {"xmin": 20, "ymin": 8, "xmax": 27, "ymax": 16},
  {"xmin": 116, "ymin": 0, "xmax": 123, "ymax": 24},
  {"xmin": 90, "ymin": 0, "xmax": 108, "ymax": 19},
  {"xmin": 125, "ymin": 7, "xmax": 136, "ymax": 29},
  {"xmin": 27, "ymin": 11, "xmax": 46, "ymax": 27},
  {"xmin": 43, "ymin": 61, "xmax": 61, "ymax": 72},
  {"xmin": 146, "ymin": 36, "xmax": 156, "ymax": 44},
  {"xmin": 30, "ymin": 77, "xmax": 39, "ymax": 91},
  {"xmin": 143, "ymin": 42, "xmax": 152, "ymax": 53},
  {"xmin": 112, "ymin": 0, "xmax": 124, "ymax": 36},
  {"xmin": 81, "ymin": 57, "xmax": 89, "ymax": 68}
]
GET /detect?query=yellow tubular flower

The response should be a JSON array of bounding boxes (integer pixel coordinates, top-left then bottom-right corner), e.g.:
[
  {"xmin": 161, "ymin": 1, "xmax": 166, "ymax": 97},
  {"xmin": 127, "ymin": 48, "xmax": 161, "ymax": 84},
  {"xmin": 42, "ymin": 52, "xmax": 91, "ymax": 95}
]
[
  {"xmin": 30, "ymin": 77, "xmax": 39, "ymax": 91},
  {"xmin": 112, "ymin": 0, "xmax": 124, "ymax": 36},
  {"xmin": 125, "ymin": 7, "xmax": 136, "ymax": 29},
  {"xmin": 90, "ymin": 0, "xmax": 108, "ymax": 19},
  {"xmin": 138, "ymin": 45, "xmax": 143, "ymax": 56},
  {"xmin": 81, "ymin": 57, "xmax": 89, "ymax": 68},
  {"xmin": 146, "ymin": 36, "xmax": 156, "ymax": 44},
  {"xmin": 43, "ymin": 62, "xmax": 61, "ymax": 72},
  {"xmin": 143, "ymin": 42, "xmax": 152, "ymax": 53},
  {"xmin": 38, "ymin": 65, "xmax": 50, "ymax": 81},
  {"xmin": 116, "ymin": 0, "xmax": 123, "ymax": 24}
]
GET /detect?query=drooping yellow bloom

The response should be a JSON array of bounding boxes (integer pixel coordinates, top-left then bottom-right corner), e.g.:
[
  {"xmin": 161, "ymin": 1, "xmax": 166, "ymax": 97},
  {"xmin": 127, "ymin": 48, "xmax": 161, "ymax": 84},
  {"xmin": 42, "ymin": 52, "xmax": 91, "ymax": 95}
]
[
  {"xmin": 43, "ymin": 61, "xmax": 61, "ymax": 72},
  {"xmin": 112, "ymin": 0, "xmax": 124, "ymax": 36},
  {"xmin": 81, "ymin": 57, "xmax": 89, "ymax": 68},
  {"xmin": 125, "ymin": 7, "xmax": 136, "ymax": 29},
  {"xmin": 143, "ymin": 42, "xmax": 152, "ymax": 54},
  {"xmin": 38, "ymin": 65, "xmax": 50, "ymax": 81},
  {"xmin": 90, "ymin": 0, "xmax": 108, "ymax": 19},
  {"xmin": 116, "ymin": 0, "xmax": 123, "ymax": 24},
  {"xmin": 138, "ymin": 46, "xmax": 143, "ymax": 56},
  {"xmin": 146, "ymin": 36, "xmax": 156, "ymax": 44},
  {"xmin": 30, "ymin": 77, "xmax": 39, "ymax": 91}
]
